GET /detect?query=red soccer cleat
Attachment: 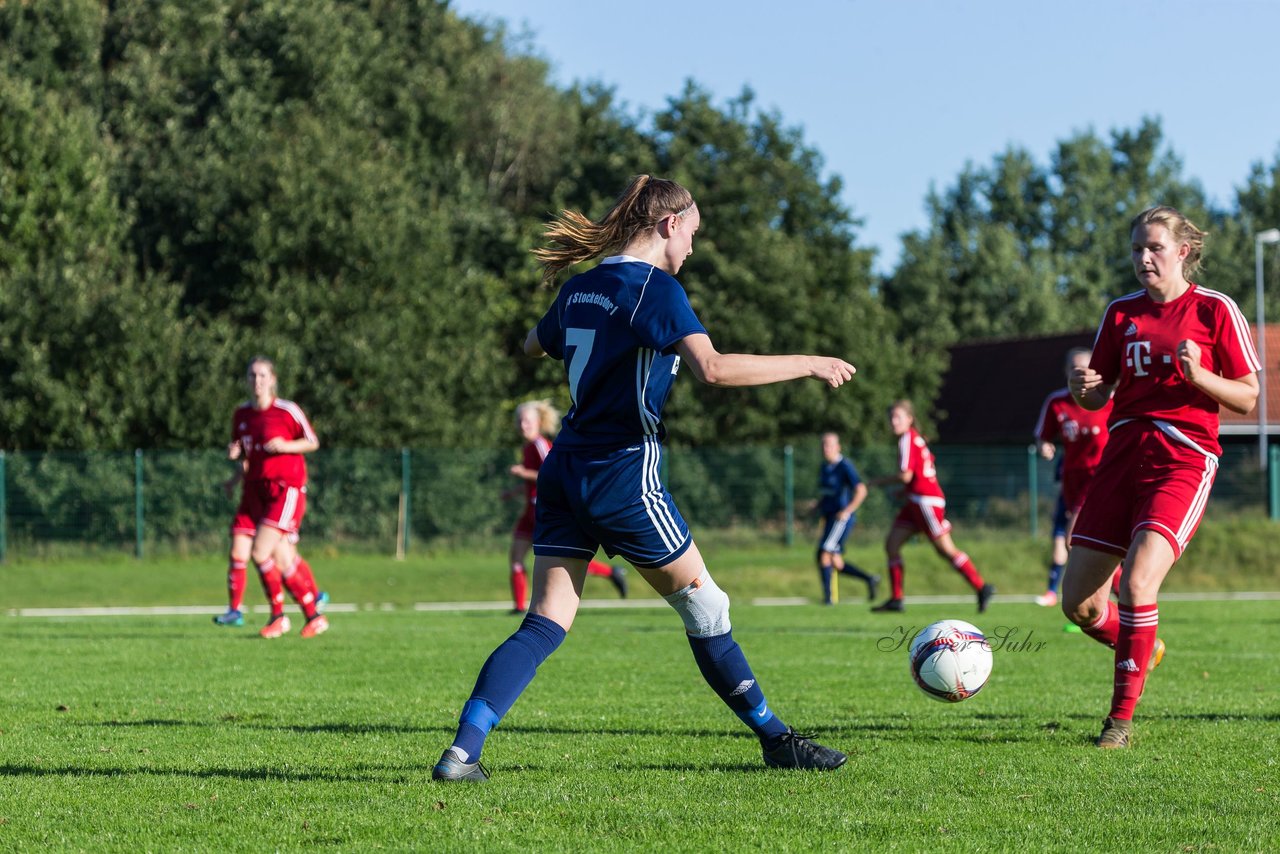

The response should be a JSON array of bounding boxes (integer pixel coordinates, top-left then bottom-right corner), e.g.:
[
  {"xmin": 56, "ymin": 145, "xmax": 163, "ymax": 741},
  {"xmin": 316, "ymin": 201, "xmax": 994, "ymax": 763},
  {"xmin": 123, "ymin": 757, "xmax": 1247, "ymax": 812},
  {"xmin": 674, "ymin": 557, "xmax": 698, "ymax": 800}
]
[
  {"xmin": 300, "ymin": 614, "xmax": 329, "ymax": 639},
  {"xmin": 259, "ymin": 614, "xmax": 291, "ymax": 639}
]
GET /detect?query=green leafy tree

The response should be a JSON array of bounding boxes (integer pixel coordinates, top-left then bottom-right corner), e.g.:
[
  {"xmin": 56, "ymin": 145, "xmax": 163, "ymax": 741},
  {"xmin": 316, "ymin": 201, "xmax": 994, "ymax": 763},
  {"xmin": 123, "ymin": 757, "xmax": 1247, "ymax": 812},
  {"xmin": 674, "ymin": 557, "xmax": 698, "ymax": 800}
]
[{"xmin": 0, "ymin": 68, "xmax": 195, "ymax": 450}]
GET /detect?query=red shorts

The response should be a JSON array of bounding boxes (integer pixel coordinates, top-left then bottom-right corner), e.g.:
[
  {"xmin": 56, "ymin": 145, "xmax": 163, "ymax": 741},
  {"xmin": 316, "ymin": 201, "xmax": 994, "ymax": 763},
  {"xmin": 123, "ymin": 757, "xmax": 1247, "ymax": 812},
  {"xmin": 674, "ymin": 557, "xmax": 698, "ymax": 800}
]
[
  {"xmin": 1060, "ymin": 465, "xmax": 1099, "ymax": 514},
  {"xmin": 513, "ymin": 502, "xmax": 536, "ymax": 540},
  {"xmin": 892, "ymin": 496, "xmax": 952, "ymax": 542},
  {"xmin": 1071, "ymin": 422, "xmax": 1217, "ymax": 561},
  {"xmin": 231, "ymin": 480, "xmax": 307, "ymax": 537}
]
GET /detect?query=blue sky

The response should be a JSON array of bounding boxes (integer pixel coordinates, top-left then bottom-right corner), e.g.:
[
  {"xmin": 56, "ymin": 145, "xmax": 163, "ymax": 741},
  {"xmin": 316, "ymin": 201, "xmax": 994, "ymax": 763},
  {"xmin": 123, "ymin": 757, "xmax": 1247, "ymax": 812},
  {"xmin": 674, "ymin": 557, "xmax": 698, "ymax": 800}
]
[{"xmin": 450, "ymin": 0, "xmax": 1280, "ymax": 275}]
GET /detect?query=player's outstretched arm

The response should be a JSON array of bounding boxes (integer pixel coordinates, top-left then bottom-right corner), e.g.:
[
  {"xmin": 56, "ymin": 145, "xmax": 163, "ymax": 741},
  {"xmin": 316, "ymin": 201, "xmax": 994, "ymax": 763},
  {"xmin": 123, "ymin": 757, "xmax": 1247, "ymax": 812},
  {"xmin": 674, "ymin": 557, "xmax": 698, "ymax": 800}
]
[{"xmin": 675, "ymin": 334, "xmax": 855, "ymax": 389}]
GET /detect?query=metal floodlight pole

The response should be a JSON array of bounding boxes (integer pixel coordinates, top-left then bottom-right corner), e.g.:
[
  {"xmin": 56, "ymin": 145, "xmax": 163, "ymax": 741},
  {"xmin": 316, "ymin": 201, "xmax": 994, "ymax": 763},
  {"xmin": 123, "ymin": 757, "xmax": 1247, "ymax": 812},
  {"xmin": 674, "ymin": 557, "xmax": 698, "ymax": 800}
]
[{"xmin": 1256, "ymin": 228, "xmax": 1280, "ymax": 470}]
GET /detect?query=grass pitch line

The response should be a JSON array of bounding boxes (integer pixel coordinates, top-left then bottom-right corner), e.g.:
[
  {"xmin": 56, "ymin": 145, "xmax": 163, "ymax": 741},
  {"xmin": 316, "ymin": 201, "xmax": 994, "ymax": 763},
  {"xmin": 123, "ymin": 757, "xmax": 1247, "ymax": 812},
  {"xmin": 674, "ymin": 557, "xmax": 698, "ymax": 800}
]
[
  {"xmin": 6, "ymin": 603, "xmax": 360, "ymax": 618},
  {"xmin": 7, "ymin": 590, "xmax": 1279, "ymax": 618}
]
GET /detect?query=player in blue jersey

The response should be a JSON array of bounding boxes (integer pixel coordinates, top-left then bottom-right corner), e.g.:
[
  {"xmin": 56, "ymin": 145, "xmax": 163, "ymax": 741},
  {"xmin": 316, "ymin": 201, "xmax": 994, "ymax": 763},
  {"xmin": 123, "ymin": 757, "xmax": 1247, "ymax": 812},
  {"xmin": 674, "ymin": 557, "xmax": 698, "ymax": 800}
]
[
  {"xmin": 814, "ymin": 432, "xmax": 879, "ymax": 604},
  {"xmin": 433, "ymin": 175, "xmax": 857, "ymax": 781}
]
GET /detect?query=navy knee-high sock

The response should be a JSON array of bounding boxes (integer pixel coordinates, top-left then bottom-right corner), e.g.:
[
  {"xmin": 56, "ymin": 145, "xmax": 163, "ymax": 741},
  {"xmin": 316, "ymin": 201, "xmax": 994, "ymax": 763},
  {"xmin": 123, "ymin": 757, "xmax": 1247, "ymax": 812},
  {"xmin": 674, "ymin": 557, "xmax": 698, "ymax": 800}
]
[
  {"xmin": 839, "ymin": 562, "xmax": 873, "ymax": 582},
  {"xmin": 687, "ymin": 630, "xmax": 789, "ymax": 745},
  {"xmin": 450, "ymin": 613, "xmax": 566, "ymax": 761},
  {"xmin": 818, "ymin": 564, "xmax": 834, "ymax": 602},
  {"xmin": 1047, "ymin": 562, "xmax": 1065, "ymax": 593}
]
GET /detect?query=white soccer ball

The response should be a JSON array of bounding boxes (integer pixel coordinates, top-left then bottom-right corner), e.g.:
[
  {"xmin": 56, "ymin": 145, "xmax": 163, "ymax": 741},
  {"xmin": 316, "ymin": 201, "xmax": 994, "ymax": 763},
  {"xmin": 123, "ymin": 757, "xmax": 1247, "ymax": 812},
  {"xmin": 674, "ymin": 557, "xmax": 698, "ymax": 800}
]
[{"xmin": 908, "ymin": 619, "xmax": 993, "ymax": 702}]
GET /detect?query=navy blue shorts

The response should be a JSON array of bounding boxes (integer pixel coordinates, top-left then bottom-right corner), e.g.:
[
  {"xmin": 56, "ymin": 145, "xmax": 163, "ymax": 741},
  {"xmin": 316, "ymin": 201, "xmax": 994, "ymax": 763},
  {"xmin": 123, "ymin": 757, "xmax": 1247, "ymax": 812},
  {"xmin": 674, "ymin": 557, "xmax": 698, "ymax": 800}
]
[
  {"xmin": 816, "ymin": 514, "xmax": 854, "ymax": 555},
  {"xmin": 1051, "ymin": 492, "xmax": 1068, "ymax": 539},
  {"xmin": 532, "ymin": 438, "xmax": 692, "ymax": 569}
]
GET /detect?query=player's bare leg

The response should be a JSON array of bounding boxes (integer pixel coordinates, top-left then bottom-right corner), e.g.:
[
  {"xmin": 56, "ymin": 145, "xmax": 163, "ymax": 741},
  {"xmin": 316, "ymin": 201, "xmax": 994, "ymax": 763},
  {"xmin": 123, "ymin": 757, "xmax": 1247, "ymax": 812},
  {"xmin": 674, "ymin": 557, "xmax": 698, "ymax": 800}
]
[
  {"xmin": 1061, "ymin": 545, "xmax": 1124, "ymax": 633},
  {"xmin": 528, "ymin": 556, "xmax": 588, "ymax": 630}
]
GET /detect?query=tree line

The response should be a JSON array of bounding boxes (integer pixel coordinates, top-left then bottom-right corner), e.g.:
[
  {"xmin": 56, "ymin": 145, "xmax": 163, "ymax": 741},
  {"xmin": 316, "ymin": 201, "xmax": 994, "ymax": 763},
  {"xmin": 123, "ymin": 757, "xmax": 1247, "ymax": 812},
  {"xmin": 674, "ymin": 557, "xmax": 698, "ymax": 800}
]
[{"xmin": 2, "ymin": 0, "xmax": 1278, "ymax": 452}]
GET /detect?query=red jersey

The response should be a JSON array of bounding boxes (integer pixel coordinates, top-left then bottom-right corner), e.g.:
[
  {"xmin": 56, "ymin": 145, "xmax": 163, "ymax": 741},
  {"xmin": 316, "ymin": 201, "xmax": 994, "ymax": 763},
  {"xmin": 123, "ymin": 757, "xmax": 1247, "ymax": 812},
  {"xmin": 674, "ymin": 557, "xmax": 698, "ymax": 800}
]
[
  {"xmin": 1090, "ymin": 285, "xmax": 1259, "ymax": 455},
  {"xmin": 231, "ymin": 398, "xmax": 317, "ymax": 487},
  {"xmin": 521, "ymin": 437, "xmax": 552, "ymax": 505},
  {"xmin": 897, "ymin": 427, "xmax": 944, "ymax": 500},
  {"xmin": 1034, "ymin": 387, "xmax": 1112, "ymax": 476}
]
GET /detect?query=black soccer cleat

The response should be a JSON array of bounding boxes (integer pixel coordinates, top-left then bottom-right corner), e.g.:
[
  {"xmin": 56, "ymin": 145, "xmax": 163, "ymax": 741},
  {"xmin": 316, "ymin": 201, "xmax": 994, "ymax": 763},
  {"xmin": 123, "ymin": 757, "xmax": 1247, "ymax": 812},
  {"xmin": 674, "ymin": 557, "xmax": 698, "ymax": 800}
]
[
  {"xmin": 871, "ymin": 598, "xmax": 904, "ymax": 613},
  {"xmin": 866, "ymin": 574, "xmax": 881, "ymax": 603},
  {"xmin": 431, "ymin": 748, "xmax": 490, "ymax": 782},
  {"xmin": 762, "ymin": 729, "xmax": 847, "ymax": 771},
  {"xmin": 610, "ymin": 564, "xmax": 629, "ymax": 598},
  {"xmin": 977, "ymin": 583, "xmax": 996, "ymax": 614}
]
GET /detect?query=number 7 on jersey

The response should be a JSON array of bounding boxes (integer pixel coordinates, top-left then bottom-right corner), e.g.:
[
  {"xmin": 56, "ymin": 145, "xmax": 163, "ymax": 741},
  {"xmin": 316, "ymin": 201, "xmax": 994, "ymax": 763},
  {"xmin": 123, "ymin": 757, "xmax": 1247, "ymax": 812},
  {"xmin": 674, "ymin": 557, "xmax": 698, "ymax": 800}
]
[{"xmin": 565, "ymin": 327, "xmax": 596, "ymax": 405}]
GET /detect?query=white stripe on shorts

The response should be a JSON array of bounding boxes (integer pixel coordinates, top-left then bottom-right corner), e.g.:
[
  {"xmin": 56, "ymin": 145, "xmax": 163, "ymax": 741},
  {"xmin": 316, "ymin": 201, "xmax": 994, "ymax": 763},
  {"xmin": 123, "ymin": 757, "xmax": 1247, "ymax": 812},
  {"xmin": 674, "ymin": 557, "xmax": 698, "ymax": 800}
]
[
  {"xmin": 640, "ymin": 436, "xmax": 684, "ymax": 552},
  {"xmin": 909, "ymin": 494, "xmax": 948, "ymax": 539},
  {"xmin": 822, "ymin": 516, "xmax": 849, "ymax": 552}
]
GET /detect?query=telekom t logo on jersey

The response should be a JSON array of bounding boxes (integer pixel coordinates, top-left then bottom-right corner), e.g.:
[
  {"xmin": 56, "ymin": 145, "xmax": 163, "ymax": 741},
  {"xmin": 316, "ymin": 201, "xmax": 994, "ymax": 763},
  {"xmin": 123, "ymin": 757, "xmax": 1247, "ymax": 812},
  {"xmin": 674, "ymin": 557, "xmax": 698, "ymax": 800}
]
[{"xmin": 1125, "ymin": 340, "xmax": 1153, "ymax": 376}]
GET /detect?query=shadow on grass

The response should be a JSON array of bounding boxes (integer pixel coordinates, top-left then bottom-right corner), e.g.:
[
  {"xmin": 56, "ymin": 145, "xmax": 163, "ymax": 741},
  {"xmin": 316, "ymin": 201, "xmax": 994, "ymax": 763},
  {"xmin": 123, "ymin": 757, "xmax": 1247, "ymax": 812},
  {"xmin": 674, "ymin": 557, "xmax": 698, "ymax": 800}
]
[
  {"xmin": 72, "ymin": 715, "xmax": 1093, "ymax": 741},
  {"xmin": 0, "ymin": 762, "xmax": 405, "ymax": 784},
  {"xmin": 79, "ymin": 710, "xmax": 1280, "ymax": 747},
  {"xmin": 2, "ymin": 631, "xmax": 214, "ymax": 642},
  {"xmin": 90, "ymin": 718, "xmax": 449, "ymax": 736}
]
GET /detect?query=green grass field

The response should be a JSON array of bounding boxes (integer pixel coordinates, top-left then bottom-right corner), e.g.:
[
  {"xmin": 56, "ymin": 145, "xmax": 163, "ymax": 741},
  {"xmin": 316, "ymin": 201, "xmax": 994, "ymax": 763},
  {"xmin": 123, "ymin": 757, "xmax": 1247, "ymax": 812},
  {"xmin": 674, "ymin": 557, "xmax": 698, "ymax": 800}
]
[
  {"xmin": 5, "ymin": 514, "xmax": 1280, "ymax": 611},
  {"xmin": 2, "ymin": 539, "xmax": 1279, "ymax": 851}
]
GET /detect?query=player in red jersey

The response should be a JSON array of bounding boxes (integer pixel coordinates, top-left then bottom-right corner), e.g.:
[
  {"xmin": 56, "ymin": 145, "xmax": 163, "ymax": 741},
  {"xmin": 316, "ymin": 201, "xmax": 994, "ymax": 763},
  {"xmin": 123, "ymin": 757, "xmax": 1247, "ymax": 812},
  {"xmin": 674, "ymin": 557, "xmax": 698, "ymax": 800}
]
[
  {"xmin": 221, "ymin": 357, "xmax": 330, "ymax": 639},
  {"xmin": 214, "ymin": 461, "xmax": 323, "ymax": 627},
  {"xmin": 1063, "ymin": 206, "xmax": 1259, "ymax": 748},
  {"xmin": 506, "ymin": 400, "xmax": 627, "ymax": 613},
  {"xmin": 870, "ymin": 400, "xmax": 995, "ymax": 614},
  {"xmin": 1032, "ymin": 347, "xmax": 1113, "ymax": 607}
]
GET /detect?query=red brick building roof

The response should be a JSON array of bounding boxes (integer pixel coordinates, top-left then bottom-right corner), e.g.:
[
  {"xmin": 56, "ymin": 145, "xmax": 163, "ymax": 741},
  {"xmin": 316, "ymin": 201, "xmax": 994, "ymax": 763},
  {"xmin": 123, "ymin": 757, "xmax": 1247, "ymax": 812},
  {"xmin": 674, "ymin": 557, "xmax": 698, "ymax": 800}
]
[{"xmin": 1220, "ymin": 323, "xmax": 1280, "ymax": 436}]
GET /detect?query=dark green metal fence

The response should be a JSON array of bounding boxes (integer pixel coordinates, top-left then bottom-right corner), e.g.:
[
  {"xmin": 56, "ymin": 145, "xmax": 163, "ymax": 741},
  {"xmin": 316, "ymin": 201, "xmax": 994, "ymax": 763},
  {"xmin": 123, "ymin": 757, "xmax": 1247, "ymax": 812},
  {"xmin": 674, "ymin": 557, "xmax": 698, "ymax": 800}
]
[{"xmin": 0, "ymin": 443, "xmax": 1273, "ymax": 559}]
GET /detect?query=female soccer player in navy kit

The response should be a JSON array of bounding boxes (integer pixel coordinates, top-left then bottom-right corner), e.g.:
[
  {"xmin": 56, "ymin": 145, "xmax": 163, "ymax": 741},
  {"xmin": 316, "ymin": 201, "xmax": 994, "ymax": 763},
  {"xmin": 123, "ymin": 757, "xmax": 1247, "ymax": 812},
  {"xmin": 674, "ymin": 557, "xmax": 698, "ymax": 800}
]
[
  {"xmin": 506, "ymin": 399, "xmax": 627, "ymax": 612},
  {"xmin": 814, "ymin": 432, "xmax": 878, "ymax": 604},
  {"xmin": 219, "ymin": 357, "xmax": 330, "ymax": 639},
  {"xmin": 433, "ymin": 175, "xmax": 856, "ymax": 781},
  {"xmin": 1063, "ymin": 206, "xmax": 1259, "ymax": 748},
  {"xmin": 870, "ymin": 400, "xmax": 994, "ymax": 614}
]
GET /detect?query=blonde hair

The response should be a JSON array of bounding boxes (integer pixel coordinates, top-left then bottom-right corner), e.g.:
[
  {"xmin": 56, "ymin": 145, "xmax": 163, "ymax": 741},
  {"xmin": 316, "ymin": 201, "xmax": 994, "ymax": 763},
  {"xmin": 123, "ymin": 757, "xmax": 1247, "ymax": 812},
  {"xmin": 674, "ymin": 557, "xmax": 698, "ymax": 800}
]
[
  {"xmin": 532, "ymin": 175, "xmax": 695, "ymax": 285},
  {"xmin": 515, "ymin": 399, "xmax": 560, "ymax": 437},
  {"xmin": 1130, "ymin": 206, "xmax": 1207, "ymax": 278}
]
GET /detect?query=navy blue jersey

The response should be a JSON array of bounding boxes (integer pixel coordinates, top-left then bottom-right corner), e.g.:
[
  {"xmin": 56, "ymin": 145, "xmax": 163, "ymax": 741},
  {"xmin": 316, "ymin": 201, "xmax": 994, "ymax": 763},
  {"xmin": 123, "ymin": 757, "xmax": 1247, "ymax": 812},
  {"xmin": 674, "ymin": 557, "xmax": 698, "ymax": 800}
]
[
  {"xmin": 536, "ymin": 256, "xmax": 707, "ymax": 450},
  {"xmin": 818, "ymin": 456, "xmax": 862, "ymax": 517}
]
